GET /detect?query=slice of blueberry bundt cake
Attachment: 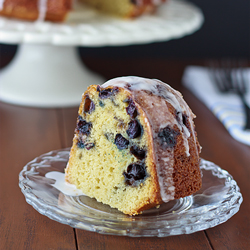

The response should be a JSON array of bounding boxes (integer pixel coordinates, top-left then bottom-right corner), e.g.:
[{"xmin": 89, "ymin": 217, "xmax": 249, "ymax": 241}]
[{"xmin": 65, "ymin": 76, "xmax": 202, "ymax": 215}]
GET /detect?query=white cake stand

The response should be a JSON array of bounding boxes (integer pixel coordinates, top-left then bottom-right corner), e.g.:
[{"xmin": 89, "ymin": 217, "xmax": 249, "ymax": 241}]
[{"xmin": 0, "ymin": 0, "xmax": 203, "ymax": 107}]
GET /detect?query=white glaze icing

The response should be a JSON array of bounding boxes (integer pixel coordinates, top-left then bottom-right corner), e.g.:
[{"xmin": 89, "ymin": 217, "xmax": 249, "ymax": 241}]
[
  {"xmin": 0, "ymin": 0, "xmax": 5, "ymax": 10},
  {"xmin": 45, "ymin": 171, "xmax": 85, "ymax": 196},
  {"xmin": 103, "ymin": 76, "xmax": 159, "ymax": 93},
  {"xmin": 37, "ymin": 0, "xmax": 48, "ymax": 22},
  {"xmin": 102, "ymin": 76, "xmax": 199, "ymax": 202}
]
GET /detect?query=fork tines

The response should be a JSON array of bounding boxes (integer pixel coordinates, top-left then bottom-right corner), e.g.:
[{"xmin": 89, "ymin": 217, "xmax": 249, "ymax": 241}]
[{"xmin": 208, "ymin": 59, "xmax": 250, "ymax": 130}]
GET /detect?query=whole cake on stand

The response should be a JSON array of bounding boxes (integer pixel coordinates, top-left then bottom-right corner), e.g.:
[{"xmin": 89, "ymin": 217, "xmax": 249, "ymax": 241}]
[
  {"xmin": 0, "ymin": 0, "xmax": 204, "ymax": 107},
  {"xmin": 0, "ymin": 0, "xmax": 166, "ymax": 21}
]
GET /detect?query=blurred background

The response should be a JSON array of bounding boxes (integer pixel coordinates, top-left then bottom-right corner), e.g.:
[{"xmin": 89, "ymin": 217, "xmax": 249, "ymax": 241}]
[
  {"xmin": 0, "ymin": 0, "xmax": 249, "ymax": 68},
  {"xmin": 0, "ymin": 0, "xmax": 249, "ymax": 67},
  {"xmin": 79, "ymin": 0, "xmax": 250, "ymax": 60}
]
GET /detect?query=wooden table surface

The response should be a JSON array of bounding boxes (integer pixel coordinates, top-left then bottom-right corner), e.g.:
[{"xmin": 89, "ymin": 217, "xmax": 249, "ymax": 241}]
[{"xmin": 0, "ymin": 56, "xmax": 249, "ymax": 250}]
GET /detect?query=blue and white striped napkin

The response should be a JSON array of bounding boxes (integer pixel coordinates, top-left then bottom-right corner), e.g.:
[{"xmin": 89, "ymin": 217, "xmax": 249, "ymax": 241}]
[{"xmin": 182, "ymin": 66, "xmax": 250, "ymax": 146}]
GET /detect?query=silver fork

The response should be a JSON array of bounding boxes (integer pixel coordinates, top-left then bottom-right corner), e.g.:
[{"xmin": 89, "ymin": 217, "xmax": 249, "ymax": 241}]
[{"xmin": 209, "ymin": 60, "xmax": 250, "ymax": 130}]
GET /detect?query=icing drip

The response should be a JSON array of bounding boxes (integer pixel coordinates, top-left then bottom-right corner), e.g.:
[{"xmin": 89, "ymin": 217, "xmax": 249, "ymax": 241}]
[
  {"xmin": 0, "ymin": 0, "xmax": 5, "ymax": 10},
  {"xmin": 37, "ymin": 0, "xmax": 48, "ymax": 22}
]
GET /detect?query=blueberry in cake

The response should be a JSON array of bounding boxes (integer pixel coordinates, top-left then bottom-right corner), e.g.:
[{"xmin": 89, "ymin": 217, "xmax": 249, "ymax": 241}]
[{"xmin": 65, "ymin": 76, "xmax": 202, "ymax": 215}]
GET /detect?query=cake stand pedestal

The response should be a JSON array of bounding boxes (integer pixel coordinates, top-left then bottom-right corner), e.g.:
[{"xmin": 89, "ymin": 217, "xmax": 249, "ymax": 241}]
[
  {"xmin": 0, "ymin": 44, "xmax": 103, "ymax": 107},
  {"xmin": 0, "ymin": 0, "xmax": 204, "ymax": 107}
]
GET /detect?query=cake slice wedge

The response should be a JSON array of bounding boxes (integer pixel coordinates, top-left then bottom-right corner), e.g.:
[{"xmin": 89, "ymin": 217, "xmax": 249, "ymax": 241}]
[{"xmin": 65, "ymin": 76, "xmax": 202, "ymax": 215}]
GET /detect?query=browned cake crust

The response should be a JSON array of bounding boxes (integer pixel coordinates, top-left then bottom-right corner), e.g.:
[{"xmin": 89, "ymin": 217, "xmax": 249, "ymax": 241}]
[
  {"xmin": 0, "ymin": 0, "xmax": 73, "ymax": 22},
  {"xmin": 130, "ymin": 89, "xmax": 202, "ymax": 201},
  {"xmin": 165, "ymin": 103, "xmax": 201, "ymax": 199}
]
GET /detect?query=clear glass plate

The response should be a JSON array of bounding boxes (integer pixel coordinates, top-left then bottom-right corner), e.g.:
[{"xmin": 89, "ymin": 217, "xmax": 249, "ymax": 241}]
[{"xmin": 19, "ymin": 148, "xmax": 243, "ymax": 237}]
